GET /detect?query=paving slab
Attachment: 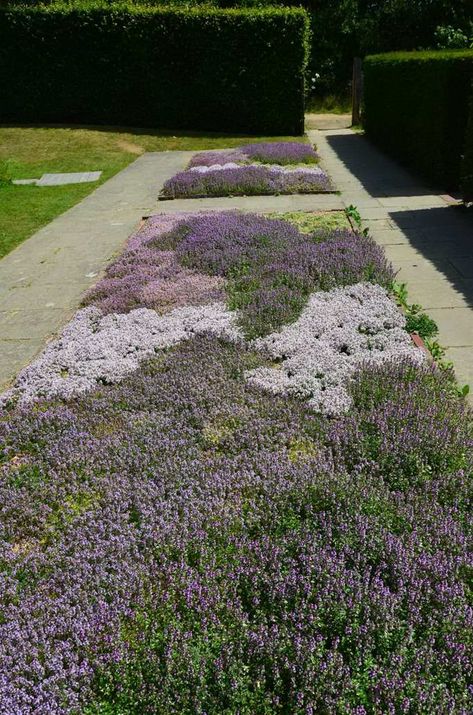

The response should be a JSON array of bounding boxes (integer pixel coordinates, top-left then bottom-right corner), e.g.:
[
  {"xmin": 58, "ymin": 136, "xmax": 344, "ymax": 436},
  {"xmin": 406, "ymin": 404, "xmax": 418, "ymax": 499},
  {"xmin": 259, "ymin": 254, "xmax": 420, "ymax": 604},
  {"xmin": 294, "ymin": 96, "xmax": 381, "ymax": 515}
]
[
  {"xmin": 155, "ymin": 193, "xmax": 344, "ymax": 214},
  {"xmin": 309, "ymin": 128, "xmax": 473, "ymax": 394},
  {"xmin": 38, "ymin": 171, "xmax": 102, "ymax": 186}
]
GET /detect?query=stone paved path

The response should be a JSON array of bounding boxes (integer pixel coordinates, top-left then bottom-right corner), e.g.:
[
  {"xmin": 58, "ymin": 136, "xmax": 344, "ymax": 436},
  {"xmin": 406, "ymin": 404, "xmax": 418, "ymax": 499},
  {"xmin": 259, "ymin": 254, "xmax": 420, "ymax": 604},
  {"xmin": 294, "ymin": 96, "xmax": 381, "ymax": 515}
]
[{"xmin": 310, "ymin": 129, "xmax": 473, "ymax": 393}]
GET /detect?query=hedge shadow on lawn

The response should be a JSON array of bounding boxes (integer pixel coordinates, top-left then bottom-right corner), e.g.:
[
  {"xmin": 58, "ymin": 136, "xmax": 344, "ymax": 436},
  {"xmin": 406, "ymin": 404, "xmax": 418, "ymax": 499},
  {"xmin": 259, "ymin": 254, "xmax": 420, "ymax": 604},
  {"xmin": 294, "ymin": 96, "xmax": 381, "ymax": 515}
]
[
  {"xmin": 0, "ymin": 123, "xmax": 302, "ymax": 142},
  {"xmin": 389, "ymin": 206, "xmax": 473, "ymax": 308},
  {"xmin": 325, "ymin": 132, "xmax": 441, "ymax": 198}
]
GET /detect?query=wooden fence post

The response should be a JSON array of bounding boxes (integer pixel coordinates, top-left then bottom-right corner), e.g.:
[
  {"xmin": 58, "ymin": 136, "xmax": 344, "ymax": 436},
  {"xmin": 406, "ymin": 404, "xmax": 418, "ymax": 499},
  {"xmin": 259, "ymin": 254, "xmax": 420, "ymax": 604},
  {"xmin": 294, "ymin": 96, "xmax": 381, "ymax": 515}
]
[{"xmin": 352, "ymin": 57, "xmax": 363, "ymax": 126}]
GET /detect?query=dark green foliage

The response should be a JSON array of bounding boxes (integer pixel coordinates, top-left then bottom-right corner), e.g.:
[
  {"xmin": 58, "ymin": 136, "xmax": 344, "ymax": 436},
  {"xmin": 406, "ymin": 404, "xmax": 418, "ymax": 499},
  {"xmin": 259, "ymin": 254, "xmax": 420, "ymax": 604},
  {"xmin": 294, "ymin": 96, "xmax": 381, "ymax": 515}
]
[
  {"xmin": 0, "ymin": 3, "xmax": 310, "ymax": 134},
  {"xmin": 461, "ymin": 90, "xmax": 473, "ymax": 200},
  {"xmin": 363, "ymin": 50, "xmax": 473, "ymax": 188},
  {"xmin": 8, "ymin": 1, "xmax": 473, "ymax": 98},
  {"xmin": 405, "ymin": 307, "xmax": 438, "ymax": 340}
]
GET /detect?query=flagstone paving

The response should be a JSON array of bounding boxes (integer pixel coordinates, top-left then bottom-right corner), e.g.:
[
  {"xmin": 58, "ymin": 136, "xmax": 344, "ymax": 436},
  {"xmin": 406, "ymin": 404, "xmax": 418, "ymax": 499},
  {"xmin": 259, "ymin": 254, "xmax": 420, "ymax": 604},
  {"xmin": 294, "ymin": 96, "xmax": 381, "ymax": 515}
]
[{"xmin": 309, "ymin": 128, "xmax": 473, "ymax": 394}]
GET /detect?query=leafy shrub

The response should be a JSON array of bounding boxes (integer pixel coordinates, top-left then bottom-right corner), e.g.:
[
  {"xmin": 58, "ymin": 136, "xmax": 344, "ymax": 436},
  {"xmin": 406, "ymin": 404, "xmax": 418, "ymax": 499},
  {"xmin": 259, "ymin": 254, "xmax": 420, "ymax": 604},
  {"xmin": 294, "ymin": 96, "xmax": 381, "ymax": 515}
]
[
  {"xmin": 0, "ymin": 3, "xmax": 310, "ymax": 134},
  {"xmin": 363, "ymin": 50, "xmax": 473, "ymax": 188}
]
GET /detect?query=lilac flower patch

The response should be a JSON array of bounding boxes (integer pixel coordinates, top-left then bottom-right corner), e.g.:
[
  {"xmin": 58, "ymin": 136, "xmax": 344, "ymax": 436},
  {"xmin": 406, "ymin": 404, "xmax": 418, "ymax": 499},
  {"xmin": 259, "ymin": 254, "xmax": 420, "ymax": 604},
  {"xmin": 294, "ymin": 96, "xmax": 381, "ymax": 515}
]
[
  {"xmin": 2, "ymin": 303, "xmax": 241, "ymax": 406},
  {"xmin": 84, "ymin": 248, "xmax": 226, "ymax": 315},
  {"xmin": 246, "ymin": 282, "xmax": 424, "ymax": 416},
  {"xmin": 0, "ymin": 337, "xmax": 471, "ymax": 713},
  {"xmin": 170, "ymin": 211, "xmax": 395, "ymax": 336},
  {"xmin": 187, "ymin": 148, "xmax": 250, "ymax": 167},
  {"xmin": 188, "ymin": 141, "xmax": 318, "ymax": 168},
  {"xmin": 161, "ymin": 163, "xmax": 332, "ymax": 198},
  {"xmin": 0, "ymin": 198, "xmax": 471, "ymax": 715},
  {"xmin": 241, "ymin": 141, "xmax": 319, "ymax": 164}
]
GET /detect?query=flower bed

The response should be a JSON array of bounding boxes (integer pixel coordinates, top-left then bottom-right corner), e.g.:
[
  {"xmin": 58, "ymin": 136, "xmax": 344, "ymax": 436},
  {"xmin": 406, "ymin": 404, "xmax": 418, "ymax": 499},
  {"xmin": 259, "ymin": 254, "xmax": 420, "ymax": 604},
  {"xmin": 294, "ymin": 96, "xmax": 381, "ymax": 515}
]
[
  {"xmin": 188, "ymin": 141, "xmax": 319, "ymax": 167},
  {"xmin": 161, "ymin": 142, "xmax": 332, "ymax": 198},
  {"xmin": 0, "ymin": 210, "xmax": 471, "ymax": 714}
]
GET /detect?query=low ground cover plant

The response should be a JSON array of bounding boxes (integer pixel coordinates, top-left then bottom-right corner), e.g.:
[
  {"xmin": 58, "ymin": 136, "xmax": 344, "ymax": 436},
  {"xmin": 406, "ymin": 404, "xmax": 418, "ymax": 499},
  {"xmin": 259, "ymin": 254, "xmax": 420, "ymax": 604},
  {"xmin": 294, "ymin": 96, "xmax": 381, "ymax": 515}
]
[
  {"xmin": 161, "ymin": 143, "xmax": 332, "ymax": 198},
  {"xmin": 188, "ymin": 141, "xmax": 319, "ymax": 167},
  {"xmin": 1, "ymin": 209, "xmax": 471, "ymax": 713}
]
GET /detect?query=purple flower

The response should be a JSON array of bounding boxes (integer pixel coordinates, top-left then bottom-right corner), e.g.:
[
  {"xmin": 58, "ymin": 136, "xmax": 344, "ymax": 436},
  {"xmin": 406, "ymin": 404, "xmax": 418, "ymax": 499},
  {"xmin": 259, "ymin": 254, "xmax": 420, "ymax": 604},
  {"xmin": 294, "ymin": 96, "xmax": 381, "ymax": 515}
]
[
  {"xmin": 161, "ymin": 164, "xmax": 332, "ymax": 198},
  {"xmin": 241, "ymin": 141, "xmax": 319, "ymax": 165}
]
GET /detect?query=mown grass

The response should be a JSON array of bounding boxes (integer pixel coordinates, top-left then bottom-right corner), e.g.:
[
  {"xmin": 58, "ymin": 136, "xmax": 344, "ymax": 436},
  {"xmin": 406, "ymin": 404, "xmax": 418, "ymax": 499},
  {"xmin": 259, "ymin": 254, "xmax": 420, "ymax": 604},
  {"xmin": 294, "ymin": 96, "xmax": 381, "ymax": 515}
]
[{"xmin": 0, "ymin": 126, "xmax": 304, "ymax": 258}]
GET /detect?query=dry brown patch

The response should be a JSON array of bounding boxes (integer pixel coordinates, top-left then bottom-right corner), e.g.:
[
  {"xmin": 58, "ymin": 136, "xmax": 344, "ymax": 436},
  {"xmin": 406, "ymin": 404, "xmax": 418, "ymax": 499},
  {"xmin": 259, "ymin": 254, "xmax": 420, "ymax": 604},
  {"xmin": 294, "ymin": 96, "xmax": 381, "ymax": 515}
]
[{"xmin": 116, "ymin": 139, "xmax": 144, "ymax": 155}]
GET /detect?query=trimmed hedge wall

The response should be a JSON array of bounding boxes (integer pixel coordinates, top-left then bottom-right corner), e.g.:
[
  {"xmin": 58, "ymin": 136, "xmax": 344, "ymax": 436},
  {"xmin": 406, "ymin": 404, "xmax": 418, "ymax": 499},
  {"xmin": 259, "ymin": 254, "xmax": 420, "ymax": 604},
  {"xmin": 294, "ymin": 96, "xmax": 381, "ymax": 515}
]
[
  {"xmin": 461, "ymin": 93, "xmax": 473, "ymax": 201},
  {"xmin": 0, "ymin": 3, "xmax": 310, "ymax": 134},
  {"xmin": 363, "ymin": 50, "xmax": 473, "ymax": 189}
]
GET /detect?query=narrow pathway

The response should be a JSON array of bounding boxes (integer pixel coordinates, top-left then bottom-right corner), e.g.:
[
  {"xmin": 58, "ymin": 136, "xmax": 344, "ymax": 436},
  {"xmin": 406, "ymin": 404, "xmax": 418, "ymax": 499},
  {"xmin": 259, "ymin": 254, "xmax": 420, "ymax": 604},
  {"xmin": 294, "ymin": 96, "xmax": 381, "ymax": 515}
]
[{"xmin": 310, "ymin": 129, "xmax": 473, "ymax": 392}]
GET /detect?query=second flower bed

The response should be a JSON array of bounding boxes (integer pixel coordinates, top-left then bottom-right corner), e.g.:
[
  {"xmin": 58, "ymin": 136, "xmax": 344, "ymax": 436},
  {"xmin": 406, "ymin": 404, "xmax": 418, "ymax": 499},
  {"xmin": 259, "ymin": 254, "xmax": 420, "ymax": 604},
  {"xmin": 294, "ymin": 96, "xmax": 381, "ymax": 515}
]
[{"xmin": 161, "ymin": 141, "xmax": 333, "ymax": 198}]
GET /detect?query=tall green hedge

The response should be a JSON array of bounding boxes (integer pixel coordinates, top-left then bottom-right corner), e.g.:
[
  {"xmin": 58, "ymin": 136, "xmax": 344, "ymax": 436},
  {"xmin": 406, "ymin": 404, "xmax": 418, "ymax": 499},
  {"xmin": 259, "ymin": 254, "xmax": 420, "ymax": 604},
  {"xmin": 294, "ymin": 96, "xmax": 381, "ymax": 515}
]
[
  {"xmin": 363, "ymin": 50, "xmax": 473, "ymax": 189},
  {"xmin": 0, "ymin": 3, "xmax": 310, "ymax": 134},
  {"xmin": 461, "ymin": 92, "xmax": 473, "ymax": 201}
]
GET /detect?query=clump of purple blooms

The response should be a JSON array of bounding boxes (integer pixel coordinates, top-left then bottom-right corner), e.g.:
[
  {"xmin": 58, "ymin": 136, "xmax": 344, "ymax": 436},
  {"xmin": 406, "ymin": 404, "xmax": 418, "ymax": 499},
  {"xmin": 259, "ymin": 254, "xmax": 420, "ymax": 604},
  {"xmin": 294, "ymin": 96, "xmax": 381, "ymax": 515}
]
[
  {"xmin": 188, "ymin": 141, "xmax": 319, "ymax": 168},
  {"xmin": 0, "ymin": 205, "xmax": 471, "ymax": 714},
  {"xmin": 0, "ymin": 338, "xmax": 471, "ymax": 714},
  {"xmin": 172, "ymin": 211, "xmax": 395, "ymax": 337},
  {"xmin": 83, "ymin": 211, "xmax": 394, "ymax": 341},
  {"xmin": 1, "ymin": 211, "xmax": 397, "ymax": 408},
  {"xmin": 161, "ymin": 163, "xmax": 332, "ymax": 199},
  {"xmin": 242, "ymin": 141, "xmax": 319, "ymax": 164}
]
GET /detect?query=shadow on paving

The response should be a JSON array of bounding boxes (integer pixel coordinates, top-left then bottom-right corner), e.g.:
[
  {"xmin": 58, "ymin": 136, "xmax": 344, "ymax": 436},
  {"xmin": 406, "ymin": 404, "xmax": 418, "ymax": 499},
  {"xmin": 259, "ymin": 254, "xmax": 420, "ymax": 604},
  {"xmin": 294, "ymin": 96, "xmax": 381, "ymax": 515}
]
[
  {"xmin": 325, "ymin": 132, "xmax": 444, "ymax": 198},
  {"xmin": 389, "ymin": 205, "xmax": 473, "ymax": 307}
]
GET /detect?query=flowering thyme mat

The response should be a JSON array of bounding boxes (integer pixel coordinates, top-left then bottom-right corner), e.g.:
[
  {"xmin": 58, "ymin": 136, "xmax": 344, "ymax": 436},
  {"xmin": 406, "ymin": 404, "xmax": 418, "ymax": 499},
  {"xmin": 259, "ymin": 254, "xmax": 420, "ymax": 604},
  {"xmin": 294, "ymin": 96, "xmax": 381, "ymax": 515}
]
[
  {"xmin": 160, "ymin": 142, "xmax": 333, "ymax": 198},
  {"xmin": 0, "ymin": 210, "xmax": 471, "ymax": 714}
]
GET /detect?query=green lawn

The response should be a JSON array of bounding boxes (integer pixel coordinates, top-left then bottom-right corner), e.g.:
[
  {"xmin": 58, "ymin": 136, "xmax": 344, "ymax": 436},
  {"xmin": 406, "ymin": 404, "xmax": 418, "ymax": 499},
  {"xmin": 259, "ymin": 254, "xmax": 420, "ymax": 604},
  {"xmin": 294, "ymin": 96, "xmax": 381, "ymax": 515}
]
[{"xmin": 0, "ymin": 126, "xmax": 304, "ymax": 258}]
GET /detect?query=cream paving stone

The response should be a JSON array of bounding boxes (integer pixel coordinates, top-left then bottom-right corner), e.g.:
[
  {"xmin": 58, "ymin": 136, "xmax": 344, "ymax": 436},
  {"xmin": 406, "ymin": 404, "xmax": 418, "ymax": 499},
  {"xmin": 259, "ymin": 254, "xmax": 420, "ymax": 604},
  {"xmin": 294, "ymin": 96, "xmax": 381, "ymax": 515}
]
[
  {"xmin": 402, "ymin": 278, "xmax": 473, "ymax": 309},
  {"xmin": 1, "ymin": 283, "xmax": 91, "ymax": 311},
  {"xmin": 394, "ymin": 261, "xmax": 462, "ymax": 286},
  {"xmin": 426, "ymin": 308, "xmax": 473, "ymax": 346},
  {"xmin": 157, "ymin": 193, "xmax": 344, "ymax": 213},
  {"xmin": 0, "ymin": 340, "xmax": 43, "ymax": 388},
  {"xmin": 368, "ymin": 228, "xmax": 420, "ymax": 245},
  {"xmin": 0, "ymin": 308, "xmax": 68, "ymax": 342},
  {"xmin": 445, "ymin": 347, "xmax": 473, "ymax": 388}
]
